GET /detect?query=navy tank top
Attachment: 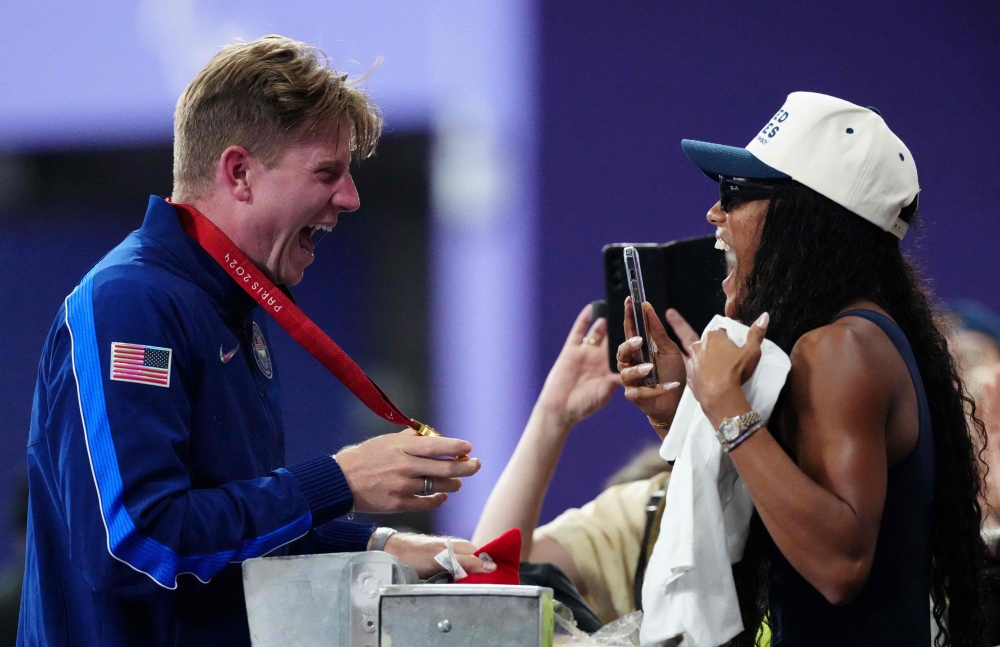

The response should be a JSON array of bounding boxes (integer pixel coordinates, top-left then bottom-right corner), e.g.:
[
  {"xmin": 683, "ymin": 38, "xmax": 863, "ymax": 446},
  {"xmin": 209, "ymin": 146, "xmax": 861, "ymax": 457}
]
[{"xmin": 768, "ymin": 309, "xmax": 935, "ymax": 646}]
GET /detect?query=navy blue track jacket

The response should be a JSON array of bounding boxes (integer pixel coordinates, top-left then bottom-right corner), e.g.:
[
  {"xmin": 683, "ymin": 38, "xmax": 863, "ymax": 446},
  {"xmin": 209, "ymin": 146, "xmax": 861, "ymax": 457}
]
[{"xmin": 18, "ymin": 196, "xmax": 377, "ymax": 646}]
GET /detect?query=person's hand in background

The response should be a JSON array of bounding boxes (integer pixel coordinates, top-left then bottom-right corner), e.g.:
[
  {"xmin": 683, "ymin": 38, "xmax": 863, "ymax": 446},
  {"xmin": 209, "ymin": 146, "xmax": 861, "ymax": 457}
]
[{"xmin": 535, "ymin": 304, "xmax": 621, "ymax": 428}]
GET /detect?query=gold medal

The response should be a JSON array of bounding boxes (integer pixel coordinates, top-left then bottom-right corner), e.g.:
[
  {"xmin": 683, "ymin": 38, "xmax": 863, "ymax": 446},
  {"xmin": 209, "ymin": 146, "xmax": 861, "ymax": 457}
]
[{"xmin": 411, "ymin": 420, "xmax": 470, "ymax": 461}]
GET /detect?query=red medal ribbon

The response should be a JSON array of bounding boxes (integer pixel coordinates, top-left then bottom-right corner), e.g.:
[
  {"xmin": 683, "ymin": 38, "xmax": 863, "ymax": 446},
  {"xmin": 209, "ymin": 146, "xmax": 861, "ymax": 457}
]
[{"xmin": 173, "ymin": 201, "xmax": 421, "ymax": 431}]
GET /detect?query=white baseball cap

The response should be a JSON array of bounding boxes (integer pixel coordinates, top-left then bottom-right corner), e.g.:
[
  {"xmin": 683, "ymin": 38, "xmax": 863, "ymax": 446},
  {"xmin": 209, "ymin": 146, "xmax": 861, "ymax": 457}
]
[{"xmin": 682, "ymin": 91, "xmax": 920, "ymax": 240}]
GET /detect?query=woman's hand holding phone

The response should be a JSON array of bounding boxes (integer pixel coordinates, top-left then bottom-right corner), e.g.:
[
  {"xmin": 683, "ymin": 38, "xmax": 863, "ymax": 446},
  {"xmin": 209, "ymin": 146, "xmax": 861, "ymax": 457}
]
[{"xmin": 617, "ymin": 298, "xmax": 698, "ymax": 428}]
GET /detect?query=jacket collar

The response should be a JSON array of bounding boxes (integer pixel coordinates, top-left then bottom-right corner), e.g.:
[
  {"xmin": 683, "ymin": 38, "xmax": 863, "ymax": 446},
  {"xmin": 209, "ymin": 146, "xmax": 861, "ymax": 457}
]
[{"xmin": 138, "ymin": 195, "xmax": 258, "ymax": 323}]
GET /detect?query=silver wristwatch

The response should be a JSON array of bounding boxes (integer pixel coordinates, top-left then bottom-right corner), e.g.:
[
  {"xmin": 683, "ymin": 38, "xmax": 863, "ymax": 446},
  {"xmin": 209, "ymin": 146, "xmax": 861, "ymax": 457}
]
[
  {"xmin": 369, "ymin": 527, "xmax": 397, "ymax": 552},
  {"xmin": 715, "ymin": 410, "xmax": 763, "ymax": 451}
]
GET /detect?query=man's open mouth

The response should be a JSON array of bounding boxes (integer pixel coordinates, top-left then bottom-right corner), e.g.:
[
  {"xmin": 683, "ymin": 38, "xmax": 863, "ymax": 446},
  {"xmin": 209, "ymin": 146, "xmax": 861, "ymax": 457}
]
[{"xmin": 298, "ymin": 224, "xmax": 335, "ymax": 256}]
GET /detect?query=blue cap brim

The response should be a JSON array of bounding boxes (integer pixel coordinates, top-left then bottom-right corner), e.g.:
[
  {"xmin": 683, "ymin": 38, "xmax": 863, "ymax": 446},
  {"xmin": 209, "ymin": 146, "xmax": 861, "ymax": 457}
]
[{"xmin": 681, "ymin": 139, "xmax": 790, "ymax": 181}]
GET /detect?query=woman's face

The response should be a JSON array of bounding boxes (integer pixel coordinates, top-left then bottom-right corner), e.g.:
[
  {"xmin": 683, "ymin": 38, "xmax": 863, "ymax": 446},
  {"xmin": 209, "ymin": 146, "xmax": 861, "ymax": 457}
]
[{"xmin": 707, "ymin": 198, "xmax": 769, "ymax": 318}]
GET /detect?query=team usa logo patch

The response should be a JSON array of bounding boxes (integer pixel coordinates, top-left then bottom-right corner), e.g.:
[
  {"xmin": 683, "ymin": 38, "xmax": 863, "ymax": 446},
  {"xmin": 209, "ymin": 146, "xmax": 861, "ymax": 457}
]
[
  {"xmin": 251, "ymin": 322, "xmax": 273, "ymax": 379},
  {"xmin": 110, "ymin": 342, "xmax": 172, "ymax": 388}
]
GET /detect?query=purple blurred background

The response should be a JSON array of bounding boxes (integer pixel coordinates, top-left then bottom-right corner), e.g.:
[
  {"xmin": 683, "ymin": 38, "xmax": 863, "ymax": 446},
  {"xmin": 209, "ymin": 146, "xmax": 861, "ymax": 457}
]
[{"xmin": 1, "ymin": 0, "xmax": 998, "ymax": 573}]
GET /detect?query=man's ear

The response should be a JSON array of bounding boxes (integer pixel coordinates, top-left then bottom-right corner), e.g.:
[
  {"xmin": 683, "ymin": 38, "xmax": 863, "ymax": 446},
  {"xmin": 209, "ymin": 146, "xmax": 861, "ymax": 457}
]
[{"xmin": 218, "ymin": 146, "xmax": 252, "ymax": 202}]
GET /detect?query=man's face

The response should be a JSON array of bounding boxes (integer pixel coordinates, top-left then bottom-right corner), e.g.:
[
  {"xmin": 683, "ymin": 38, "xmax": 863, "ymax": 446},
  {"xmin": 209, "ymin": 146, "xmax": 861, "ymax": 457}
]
[{"xmin": 243, "ymin": 120, "xmax": 360, "ymax": 286}]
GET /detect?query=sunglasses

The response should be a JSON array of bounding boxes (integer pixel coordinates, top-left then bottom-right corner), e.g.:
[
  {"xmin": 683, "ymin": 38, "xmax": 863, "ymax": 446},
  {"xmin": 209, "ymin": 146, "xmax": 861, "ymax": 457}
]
[{"xmin": 719, "ymin": 177, "xmax": 782, "ymax": 212}]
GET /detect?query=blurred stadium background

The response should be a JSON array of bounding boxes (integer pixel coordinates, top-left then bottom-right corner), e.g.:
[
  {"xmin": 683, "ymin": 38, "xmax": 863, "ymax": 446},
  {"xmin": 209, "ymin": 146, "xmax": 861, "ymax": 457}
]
[{"xmin": 1, "ymin": 0, "xmax": 998, "ymax": 580}]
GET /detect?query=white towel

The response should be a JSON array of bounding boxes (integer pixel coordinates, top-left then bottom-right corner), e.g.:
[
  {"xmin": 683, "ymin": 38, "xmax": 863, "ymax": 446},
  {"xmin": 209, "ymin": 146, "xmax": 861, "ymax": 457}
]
[{"xmin": 640, "ymin": 316, "xmax": 791, "ymax": 647}]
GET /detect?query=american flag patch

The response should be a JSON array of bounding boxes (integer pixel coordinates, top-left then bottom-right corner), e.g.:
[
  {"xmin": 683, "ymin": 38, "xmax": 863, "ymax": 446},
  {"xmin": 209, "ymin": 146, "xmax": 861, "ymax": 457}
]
[{"xmin": 110, "ymin": 343, "xmax": 172, "ymax": 388}]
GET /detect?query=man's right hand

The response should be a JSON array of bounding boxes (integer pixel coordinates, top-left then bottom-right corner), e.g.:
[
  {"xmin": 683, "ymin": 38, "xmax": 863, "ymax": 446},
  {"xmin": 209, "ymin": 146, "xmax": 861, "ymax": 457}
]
[{"xmin": 335, "ymin": 430, "xmax": 481, "ymax": 513}]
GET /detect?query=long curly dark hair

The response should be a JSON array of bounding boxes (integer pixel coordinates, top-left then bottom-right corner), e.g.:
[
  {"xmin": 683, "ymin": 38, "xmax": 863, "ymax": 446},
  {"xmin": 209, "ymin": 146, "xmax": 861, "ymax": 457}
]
[{"xmin": 724, "ymin": 180, "xmax": 986, "ymax": 647}]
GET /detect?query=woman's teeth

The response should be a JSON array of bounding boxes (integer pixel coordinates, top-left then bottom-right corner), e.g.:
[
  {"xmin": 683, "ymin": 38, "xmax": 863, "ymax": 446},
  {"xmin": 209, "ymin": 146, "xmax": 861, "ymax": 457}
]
[{"xmin": 714, "ymin": 227, "xmax": 732, "ymax": 252}]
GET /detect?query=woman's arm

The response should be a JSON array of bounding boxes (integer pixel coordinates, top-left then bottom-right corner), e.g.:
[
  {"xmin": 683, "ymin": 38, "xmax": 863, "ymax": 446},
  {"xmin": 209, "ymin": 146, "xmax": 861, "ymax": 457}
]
[
  {"xmin": 472, "ymin": 402, "xmax": 573, "ymax": 558},
  {"xmin": 687, "ymin": 317, "xmax": 896, "ymax": 605},
  {"xmin": 473, "ymin": 304, "xmax": 619, "ymax": 558}
]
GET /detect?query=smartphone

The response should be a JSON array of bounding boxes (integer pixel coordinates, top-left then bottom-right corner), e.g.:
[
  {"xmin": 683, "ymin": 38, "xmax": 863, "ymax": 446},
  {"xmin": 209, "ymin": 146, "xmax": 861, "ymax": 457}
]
[
  {"xmin": 623, "ymin": 246, "xmax": 659, "ymax": 387},
  {"xmin": 603, "ymin": 235, "xmax": 727, "ymax": 373}
]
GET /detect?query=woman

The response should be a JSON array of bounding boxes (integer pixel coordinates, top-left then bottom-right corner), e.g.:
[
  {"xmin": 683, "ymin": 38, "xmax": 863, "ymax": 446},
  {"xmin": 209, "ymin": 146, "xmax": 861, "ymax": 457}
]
[{"xmin": 618, "ymin": 92, "xmax": 985, "ymax": 646}]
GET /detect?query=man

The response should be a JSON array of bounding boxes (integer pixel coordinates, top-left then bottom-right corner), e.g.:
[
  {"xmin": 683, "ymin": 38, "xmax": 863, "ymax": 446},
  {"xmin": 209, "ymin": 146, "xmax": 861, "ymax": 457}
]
[{"xmin": 18, "ymin": 35, "xmax": 492, "ymax": 647}]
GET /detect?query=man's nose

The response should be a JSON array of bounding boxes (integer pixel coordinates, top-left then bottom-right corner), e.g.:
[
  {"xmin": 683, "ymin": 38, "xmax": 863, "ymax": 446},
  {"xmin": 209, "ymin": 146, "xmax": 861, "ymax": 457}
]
[
  {"xmin": 706, "ymin": 201, "xmax": 726, "ymax": 226},
  {"xmin": 336, "ymin": 172, "xmax": 361, "ymax": 212}
]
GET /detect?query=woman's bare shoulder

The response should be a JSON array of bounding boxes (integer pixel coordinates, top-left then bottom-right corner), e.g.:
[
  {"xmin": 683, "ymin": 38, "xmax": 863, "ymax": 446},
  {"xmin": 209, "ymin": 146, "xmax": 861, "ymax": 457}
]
[
  {"xmin": 787, "ymin": 315, "xmax": 905, "ymax": 416},
  {"xmin": 790, "ymin": 314, "xmax": 897, "ymax": 372}
]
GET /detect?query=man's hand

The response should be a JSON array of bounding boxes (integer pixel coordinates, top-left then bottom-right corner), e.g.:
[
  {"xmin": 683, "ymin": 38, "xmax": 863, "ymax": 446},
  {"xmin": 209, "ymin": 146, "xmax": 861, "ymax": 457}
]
[
  {"xmin": 381, "ymin": 533, "xmax": 497, "ymax": 579},
  {"xmin": 335, "ymin": 430, "xmax": 481, "ymax": 513}
]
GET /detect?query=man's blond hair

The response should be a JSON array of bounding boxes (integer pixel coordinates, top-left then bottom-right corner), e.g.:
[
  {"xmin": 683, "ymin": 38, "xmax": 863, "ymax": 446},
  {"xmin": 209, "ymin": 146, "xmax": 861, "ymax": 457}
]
[{"xmin": 173, "ymin": 35, "xmax": 382, "ymax": 201}]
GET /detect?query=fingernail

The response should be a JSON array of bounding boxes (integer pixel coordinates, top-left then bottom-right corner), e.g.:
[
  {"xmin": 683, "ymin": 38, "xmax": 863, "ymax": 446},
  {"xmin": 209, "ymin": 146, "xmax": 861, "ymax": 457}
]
[
  {"xmin": 755, "ymin": 312, "xmax": 769, "ymax": 328},
  {"xmin": 629, "ymin": 337, "xmax": 643, "ymax": 348},
  {"xmin": 663, "ymin": 381, "xmax": 681, "ymax": 391},
  {"xmin": 637, "ymin": 363, "xmax": 653, "ymax": 376},
  {"xmin": 484, "ymin": 561, "xmax": 497, "ymax": 572}
]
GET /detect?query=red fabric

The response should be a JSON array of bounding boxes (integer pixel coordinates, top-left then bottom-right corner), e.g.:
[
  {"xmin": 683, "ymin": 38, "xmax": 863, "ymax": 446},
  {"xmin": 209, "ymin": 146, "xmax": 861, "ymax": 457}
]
[{"xmin": 458, "ymin": 528, "xmax": 521, "ymax": 585}]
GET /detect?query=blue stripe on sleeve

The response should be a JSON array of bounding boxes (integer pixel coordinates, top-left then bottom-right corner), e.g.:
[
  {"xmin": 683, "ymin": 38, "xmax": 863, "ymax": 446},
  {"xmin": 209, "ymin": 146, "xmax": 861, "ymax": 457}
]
[{"xmin": 64, "ymin": 269, "xmax": 311, "ymax": 589}]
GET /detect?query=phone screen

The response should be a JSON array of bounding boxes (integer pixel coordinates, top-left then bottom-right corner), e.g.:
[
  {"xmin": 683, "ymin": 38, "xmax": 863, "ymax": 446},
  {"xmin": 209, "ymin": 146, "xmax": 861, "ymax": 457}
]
[{"xmin": 623, "ymin": 246, "xmax": 659, "ymax": 386}]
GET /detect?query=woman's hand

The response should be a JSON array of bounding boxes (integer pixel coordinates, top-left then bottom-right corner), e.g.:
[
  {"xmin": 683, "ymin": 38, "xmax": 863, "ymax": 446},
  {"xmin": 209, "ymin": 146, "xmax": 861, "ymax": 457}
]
[
  {"xmin": 685, "ymin": 312, "xmax": 769, "ymax": 425},
  {"xmin": 536, "ymin": 304, "xmax": 621, "ymax": 428},
  {"xmin": 617, "ymin": 299, "xmax": 695, "ymax": 426}
]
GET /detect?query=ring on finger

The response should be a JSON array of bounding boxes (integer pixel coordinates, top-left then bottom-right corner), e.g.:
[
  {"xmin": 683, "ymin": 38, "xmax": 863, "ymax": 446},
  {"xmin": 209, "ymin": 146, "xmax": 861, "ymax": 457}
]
[
  {"xmin": 419, "ymin": 476, "xmax": 434, "ymax": 496},
  {"xmin": 582, "ymin": 336, "xmax": 597, "ymax": 345}
]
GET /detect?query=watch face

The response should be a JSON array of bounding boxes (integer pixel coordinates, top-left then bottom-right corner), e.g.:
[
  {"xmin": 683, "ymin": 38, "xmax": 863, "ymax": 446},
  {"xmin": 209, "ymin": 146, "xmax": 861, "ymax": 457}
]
[{"xmin": 721, "ymin": 419, "xmax": 741, "ymax": 443}]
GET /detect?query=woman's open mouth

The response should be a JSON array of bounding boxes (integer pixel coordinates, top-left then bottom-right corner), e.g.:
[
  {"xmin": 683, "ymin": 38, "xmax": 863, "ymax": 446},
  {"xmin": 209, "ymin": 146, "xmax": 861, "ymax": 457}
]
[
  {"xmin": 714, "ymin": 228, "xmax": 732, "ymax": 252},
  {"xmin": 716, "ymin": 229, "xmax": 736, "ymax": 293}
]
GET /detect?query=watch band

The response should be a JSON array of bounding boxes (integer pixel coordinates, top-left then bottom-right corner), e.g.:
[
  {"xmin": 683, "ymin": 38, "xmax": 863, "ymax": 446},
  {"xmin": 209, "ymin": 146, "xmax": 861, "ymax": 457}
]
[
  {"xmin": 725, "ymin": 418, "xmax": 764, "ymax": 453},
  {"xmin": 369, "ymin": 527, "xmax": 397, "ymax": 552}
]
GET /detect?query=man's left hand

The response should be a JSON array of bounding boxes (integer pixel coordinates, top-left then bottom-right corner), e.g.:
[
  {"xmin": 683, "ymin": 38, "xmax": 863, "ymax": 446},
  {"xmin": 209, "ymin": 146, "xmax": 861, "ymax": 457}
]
[{"xmin": 379, "ymin": 533, "xmax": 497, "ymax": 579}]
